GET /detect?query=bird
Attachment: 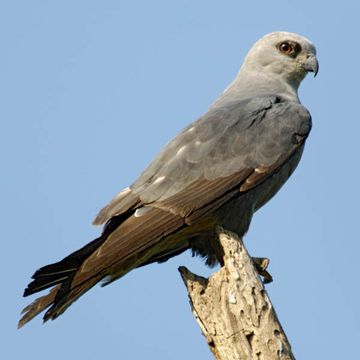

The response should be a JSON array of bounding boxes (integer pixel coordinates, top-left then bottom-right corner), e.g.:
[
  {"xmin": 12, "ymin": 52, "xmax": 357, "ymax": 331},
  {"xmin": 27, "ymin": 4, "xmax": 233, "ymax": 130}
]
[{"xmin": 19, "ymin": 31, "xmax": 318, "ymax": 328}]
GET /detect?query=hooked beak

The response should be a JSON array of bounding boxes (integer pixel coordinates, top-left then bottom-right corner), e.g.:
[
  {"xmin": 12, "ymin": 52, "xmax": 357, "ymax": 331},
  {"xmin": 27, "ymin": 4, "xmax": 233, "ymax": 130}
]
[{"xmin": 301, "ymin": 54, "xmax": 319, "ymax": 77}]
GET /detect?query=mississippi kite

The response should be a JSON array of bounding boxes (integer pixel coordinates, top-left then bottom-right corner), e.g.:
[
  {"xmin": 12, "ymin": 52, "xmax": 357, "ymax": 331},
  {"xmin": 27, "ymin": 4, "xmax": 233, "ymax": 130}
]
[{"xmin": 19, "ymin": 31, "xmax": 318, "ymax": 327}]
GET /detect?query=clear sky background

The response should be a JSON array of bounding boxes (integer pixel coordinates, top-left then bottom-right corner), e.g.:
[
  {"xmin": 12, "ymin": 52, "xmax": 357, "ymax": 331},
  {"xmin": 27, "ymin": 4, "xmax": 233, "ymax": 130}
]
[{"xmin": 2, "ymin": 1, "xmax": 359, "ymax": 359}]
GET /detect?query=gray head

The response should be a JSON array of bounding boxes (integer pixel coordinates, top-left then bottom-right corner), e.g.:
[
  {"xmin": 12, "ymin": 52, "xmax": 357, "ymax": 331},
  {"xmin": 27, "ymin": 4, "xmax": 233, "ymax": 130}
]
[
  {"xmin": 242, "ymin": 32, "xmax": 318, "ymax": 81},
  {"xmin": 216, "ymin": 31, "xmax": 318, "ymax": 105}
]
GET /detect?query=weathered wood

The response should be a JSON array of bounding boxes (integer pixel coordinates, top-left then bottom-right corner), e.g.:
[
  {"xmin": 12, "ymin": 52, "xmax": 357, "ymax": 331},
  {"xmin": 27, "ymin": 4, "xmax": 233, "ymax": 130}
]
[{"xmin": 179, "ymin": 228, "xmax": 295, "ymax": 360}]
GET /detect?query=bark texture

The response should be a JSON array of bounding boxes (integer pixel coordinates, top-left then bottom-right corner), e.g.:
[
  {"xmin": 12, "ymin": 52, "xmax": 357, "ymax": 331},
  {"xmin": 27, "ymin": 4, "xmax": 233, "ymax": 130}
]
[{"xmin": 179, "ymin": 228, "xmax": 295, "ymax": 360}]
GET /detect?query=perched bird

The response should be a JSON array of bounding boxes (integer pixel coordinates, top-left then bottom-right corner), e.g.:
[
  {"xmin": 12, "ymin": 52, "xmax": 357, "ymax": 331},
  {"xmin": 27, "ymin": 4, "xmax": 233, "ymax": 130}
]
[{"xmin": 19, "ymin": 31, "xmax": 318, "ymax": 328}]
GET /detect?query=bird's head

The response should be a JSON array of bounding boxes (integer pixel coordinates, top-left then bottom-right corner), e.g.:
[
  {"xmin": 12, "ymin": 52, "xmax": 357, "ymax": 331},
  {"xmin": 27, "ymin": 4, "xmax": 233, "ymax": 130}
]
[{"xmin": 237, "ymin": 31, "xmax": 318, "ymax": 100}]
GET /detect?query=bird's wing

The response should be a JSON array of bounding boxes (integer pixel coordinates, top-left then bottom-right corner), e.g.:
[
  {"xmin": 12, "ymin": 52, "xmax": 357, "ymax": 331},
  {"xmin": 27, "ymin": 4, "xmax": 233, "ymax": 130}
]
[
  {"xmin": 71, "ymin": 95, "xmax": 311, "ymax": 288},
  {"xmin": 94, "ymin": 95, "xmax": 311, "ymax": 224},
  {"xmin": 20, "ymin": 95, "xmax": 311, "ymax": 325}
]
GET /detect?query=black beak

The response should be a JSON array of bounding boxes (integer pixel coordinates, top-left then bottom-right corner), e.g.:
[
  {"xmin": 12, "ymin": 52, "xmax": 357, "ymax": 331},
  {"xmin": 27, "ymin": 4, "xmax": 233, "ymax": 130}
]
[{"xmin": 302, "ymin": 54, "xmax": 319, "ymax": 77}]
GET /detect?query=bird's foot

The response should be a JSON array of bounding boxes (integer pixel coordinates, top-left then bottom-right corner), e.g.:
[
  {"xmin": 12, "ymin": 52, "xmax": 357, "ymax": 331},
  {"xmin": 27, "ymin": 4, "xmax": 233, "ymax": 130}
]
[{"xmin": 252, "ymin": 257, "xmax": 273, "ymax": 284}]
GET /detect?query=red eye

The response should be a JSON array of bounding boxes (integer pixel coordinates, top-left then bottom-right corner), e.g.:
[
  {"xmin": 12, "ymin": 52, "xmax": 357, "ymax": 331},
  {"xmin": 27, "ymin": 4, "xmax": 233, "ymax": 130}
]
[{"xmin": 279, "ymin": 42, "xmax": 293, "ymax": 54}]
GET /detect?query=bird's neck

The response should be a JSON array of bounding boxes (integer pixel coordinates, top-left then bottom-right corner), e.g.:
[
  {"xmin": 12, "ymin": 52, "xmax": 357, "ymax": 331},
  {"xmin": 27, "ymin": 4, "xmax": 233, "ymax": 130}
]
[{"xmin": 211, "ymin": 69, "xmax": 301, "ymax": 110}]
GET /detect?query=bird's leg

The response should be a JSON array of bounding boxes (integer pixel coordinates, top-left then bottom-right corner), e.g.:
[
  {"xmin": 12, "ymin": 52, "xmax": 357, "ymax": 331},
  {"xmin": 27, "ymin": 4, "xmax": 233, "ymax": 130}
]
[
  {"xmin": 209, "ymin": 236, "xmax": 225, "ymax": 267},
  {"xmin": 252, "ymin": 257, "xmax": 273, "ymax": 283}
]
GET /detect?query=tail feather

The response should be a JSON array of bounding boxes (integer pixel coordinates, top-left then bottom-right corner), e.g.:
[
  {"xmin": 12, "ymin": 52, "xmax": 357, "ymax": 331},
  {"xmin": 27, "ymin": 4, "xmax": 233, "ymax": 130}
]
[
  {"xmin": 43, "ymin": 275, "xmax": 103, "ymax": 322},
  {"xmin": 18, "ymin": 275, "xmax": 103, "ymax": 328},
  {"xmin": 23, "ymin": 236, "xmax": 105, "ymax": 297},
  {"xmin": 19, "ymin": 243, "xmax": 103, "ymax": 328},
  {"xmin": 18, "ymin": 285, "xmax": 60, "ymax": 328},
  {"xmin": 20, "ymin": 211, "xmax": 135, "ymax": 327}
]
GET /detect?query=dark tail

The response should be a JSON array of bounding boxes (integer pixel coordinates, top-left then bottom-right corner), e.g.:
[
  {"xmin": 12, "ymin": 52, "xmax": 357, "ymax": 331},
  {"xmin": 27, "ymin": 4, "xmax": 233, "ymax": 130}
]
[
  {"xmin": 19, "ymin": 212, "xmax": 134, "ymax": 328},
  {"xmin": 19, "ymin": 236, "xmax": 106, "ymax": 328}
]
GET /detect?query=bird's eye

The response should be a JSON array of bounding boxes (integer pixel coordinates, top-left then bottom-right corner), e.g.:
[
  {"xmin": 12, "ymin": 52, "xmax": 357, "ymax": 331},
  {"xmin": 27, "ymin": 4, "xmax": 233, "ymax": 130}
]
[{"xmin": 279, "ymin": 42, "xmax": 293, "ymax": 55}]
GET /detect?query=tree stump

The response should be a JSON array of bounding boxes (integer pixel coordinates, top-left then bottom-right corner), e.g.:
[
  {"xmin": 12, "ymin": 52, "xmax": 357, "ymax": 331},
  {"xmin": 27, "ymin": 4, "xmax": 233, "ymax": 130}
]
[{"xmin": 179, "ymin": 228, "xmax": 295, "ymax": 360}]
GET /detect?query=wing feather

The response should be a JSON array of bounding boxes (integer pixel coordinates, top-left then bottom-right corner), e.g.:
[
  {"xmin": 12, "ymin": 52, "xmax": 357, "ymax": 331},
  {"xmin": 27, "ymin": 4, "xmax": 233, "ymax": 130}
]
[{"xmin": 20, "ymin": 95, "xmax": 312, "ymax": 325}]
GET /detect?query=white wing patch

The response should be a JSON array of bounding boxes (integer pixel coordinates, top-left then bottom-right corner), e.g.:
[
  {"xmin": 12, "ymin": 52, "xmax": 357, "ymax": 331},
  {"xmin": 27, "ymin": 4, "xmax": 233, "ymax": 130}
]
[
  {"xmin": 114, "ymin": 187, "xmax": 131, "ymax": 199},
  {"xmin": 176, "ymin": 145, "xmax": 187, "ymax": 156},
  {"xmin": 135, "ymin": 206, "xmax": 152, "ymax": 217},
  {"xmin": 153, "ymin": 176, "xmax": 166, "ymax": 184}
]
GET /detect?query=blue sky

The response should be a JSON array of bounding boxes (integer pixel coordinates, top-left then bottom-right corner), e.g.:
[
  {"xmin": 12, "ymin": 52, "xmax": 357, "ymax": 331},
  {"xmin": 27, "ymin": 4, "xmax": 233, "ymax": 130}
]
[{"xmin": 2, "ymin": 1, "xmax": 360, "ymax": 359}]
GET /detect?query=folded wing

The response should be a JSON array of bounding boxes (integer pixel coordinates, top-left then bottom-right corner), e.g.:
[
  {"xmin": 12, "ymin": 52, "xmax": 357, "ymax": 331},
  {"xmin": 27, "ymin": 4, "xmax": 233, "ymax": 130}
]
[{"xmin": 20, "ymin": 95, "xmax": 311, "ymax": 327}]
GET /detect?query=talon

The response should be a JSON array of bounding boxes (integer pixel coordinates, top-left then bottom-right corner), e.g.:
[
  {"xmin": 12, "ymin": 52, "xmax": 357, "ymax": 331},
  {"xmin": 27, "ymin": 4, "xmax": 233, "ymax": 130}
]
[{"xmin": 252, "ymin": 257, "xmax": 273, "ymax": 284}]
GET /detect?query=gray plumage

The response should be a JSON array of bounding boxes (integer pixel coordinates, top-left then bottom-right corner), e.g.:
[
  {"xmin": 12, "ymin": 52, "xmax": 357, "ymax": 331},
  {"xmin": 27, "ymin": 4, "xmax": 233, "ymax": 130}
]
[{"xmin": 19, "ymin": 31, "xmax": 318, "ymax": 328}]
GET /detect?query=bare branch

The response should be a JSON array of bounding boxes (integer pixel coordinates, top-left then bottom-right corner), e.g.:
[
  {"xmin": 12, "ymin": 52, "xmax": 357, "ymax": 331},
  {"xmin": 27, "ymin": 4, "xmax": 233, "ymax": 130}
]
[{"xmin": 179, "ymin": 228, "xmax": 295, "ymax": 360}]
